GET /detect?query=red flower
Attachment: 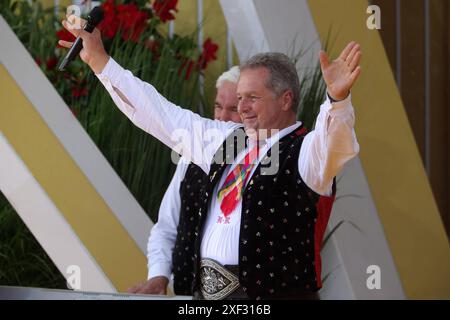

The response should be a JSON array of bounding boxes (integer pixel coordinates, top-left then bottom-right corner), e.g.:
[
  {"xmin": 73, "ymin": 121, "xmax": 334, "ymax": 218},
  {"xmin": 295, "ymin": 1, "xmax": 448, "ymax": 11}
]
[
  {"xmin": 144, "ymin": 38, "xmax": 161, "ymax": 60},
  {"xmin": 153, "ymin": 0, "xmax": 178, "ymax": 23},
  {"xmin": 98, "ymin": 0, "xmax": 119, "ymax": 39},
  {"xmin": 178, "ymin": 58, "xmax": 195, "ymax": 80},
  {"xmin": 144, "ymin": 38, "xmax": 160, "ymax": 53},
  {"xmin": 35, "ymin": 57, "xmax": 42, "ymax": 66},
  {"xmin": 177, "ymin": 38, "xmax": 219, "ymax": 80},
  {"xmin": 101, "ymin": 0, "xmax": 115, "ymax": 12},
  {"xmin": 198, "ymin": 38, "xmax": 218, "ymax": 69},
  {"xmin": 117, "ymin": 3, "xmax": 149, "ymax": 42},
  {"xmin": 71, "ymin": 86, "xmax": 88, "ymax": 98},
  {"xmin": 184, "ymin": 59, "xmax": 195, "ymax": 79},
  {"xmin": 98, "ymin": 1, "xmax": 149, "ymax": 41},
  {"xmin": 46, "ymin": 57, "xmax": 58, "ymax": 70},
  {"xmin": 56, "ymin": 28, "xmax": 76, "ymax": 48}
]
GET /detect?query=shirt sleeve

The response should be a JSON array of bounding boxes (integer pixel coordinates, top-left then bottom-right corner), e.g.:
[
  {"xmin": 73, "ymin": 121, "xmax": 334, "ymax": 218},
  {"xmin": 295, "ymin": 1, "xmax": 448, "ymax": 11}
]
[
  {"xmin": 298, "ymin": 94, "xmax": 360, "ymax": 196},
  {"xmin": 147, "ymin": 161, "xmax": 188, "ymax": 280},
  {"xmin": 96, "ymin": 57, "xmax": 241, "ymax": 174}
]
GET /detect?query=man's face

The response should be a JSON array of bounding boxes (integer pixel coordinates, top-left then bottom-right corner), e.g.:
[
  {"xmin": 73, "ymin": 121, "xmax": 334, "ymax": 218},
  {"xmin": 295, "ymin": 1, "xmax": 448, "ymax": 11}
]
[
  {"xmin": 214, "ymin": 81, "xmax": 241, "ymax": 123},
  {"xmin": 237, "ymin": 67, "xmax": 292, "ymax": 136}
]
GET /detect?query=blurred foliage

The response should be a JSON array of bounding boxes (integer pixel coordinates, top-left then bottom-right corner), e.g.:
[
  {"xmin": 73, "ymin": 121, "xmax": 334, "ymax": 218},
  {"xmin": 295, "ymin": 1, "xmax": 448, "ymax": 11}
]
[{"xmin": 0, "ymin": 193, "xmax": 67, "ymax": 288}]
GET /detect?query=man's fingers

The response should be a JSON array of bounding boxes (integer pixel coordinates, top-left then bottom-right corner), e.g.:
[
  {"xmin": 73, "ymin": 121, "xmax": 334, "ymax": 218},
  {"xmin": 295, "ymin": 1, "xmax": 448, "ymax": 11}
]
[
  {"xmin": 66, "ymin": 15, "xmax": 87, "ymax": 32},
  {"xmin": 319, "ymin": 50, "xmax": 329, "ymax": 70},
  {"xmin": 62, "ymin": 20, "xmax": 79, "ymax": 37},
  {"xmin": 62, "ymin": 20, "xmax": 89, "ymax": 39},
  {"xmin": 92, "ymin": 27, "xmax": 101, "ymax": 38},
  {"xmin": 133, "ymin": 287, "xmax": 144, "ymax": 294},
  {"xmin": 67, "ymin": 15, "xmax": 87, "ymax": 27},
  {"xmin": 127, "ymin": 287, "xmax": 137, "ymax": 293},
  {"xmin": 349, "ymin": 66, "xmax": 362, "ymax": 87},
  {"xmin": 339, "ymin": 41, "xmax": 356, "ymax": 61},
  {"xmin": 346, "ymin": 44, "xmax": 360, "ymax": 64},
  {"xmin": 145, "ymin": 288, "xmax": 165, "ymax": 295},
  {"xmin": 136, "ymin": 286, "xmax": 152, "ymax": 294},
  {"xmin": 58, "ymin": 40, "xmax": 73, "ymax": 48},
  {"xmin": 127, "ymin": 284, "xmax": 141, "ymax": 293},
  {"xmin": 348, "ymin": 51, "xmax": 362, "ymax": 71}
]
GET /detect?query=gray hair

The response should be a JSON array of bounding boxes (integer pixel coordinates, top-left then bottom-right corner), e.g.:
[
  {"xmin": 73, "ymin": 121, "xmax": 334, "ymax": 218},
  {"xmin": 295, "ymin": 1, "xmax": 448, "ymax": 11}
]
[
  {"xmin": 216, "ymin": 65, "xmax": 240, "ymax": 88},
  {"xmin": 240, "ymin": 52, "xmax": 300, "ymax": 112}
]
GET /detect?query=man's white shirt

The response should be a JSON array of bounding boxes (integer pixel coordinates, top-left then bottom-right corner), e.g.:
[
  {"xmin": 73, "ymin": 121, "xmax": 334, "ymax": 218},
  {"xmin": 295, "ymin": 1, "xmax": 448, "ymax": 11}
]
[
  {"xmin": 146, "ymin": 160, "xmax": 188, "ymax": 280},
  {"xmin": 96, "ymin": 57, "xmax": 360, "ymax": 280}
]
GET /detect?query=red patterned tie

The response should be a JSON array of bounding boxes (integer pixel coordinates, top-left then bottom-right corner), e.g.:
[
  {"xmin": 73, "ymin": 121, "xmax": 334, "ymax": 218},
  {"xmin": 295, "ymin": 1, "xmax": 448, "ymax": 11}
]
[{"xmin": 217, "ymin": 145, "xmax": 259, "ymax": 216}]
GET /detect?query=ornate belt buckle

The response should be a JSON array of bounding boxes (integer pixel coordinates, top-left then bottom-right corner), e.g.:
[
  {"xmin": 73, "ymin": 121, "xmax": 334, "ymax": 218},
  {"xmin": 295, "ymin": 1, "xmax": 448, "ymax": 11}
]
[{"xmin": 199, "ymin": 258, "xmax": 240, "ymax": 300}]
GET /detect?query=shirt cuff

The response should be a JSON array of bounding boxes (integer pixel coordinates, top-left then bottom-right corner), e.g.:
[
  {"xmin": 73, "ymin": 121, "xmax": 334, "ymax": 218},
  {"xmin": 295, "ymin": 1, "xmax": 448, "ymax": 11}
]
[
  {"xmin": 95, "ymin": 57, "xmax": 124, "ymax": 87},
  {"xmin": 324, "ymin": 92, "xmax": 353, "ymax": 116},
  {"xmin": 148, "ymin": 262, "xmax": 172, "ymax": 280}
]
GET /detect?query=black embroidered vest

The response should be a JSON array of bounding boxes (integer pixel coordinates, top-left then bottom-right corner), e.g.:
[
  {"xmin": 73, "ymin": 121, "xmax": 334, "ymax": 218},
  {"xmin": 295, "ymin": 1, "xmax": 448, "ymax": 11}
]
[
  {"xmin": 191, "ymin": 124, "xmax": 336, "ymax": 299},
  {"xmin": 171, "ymin": 163, "xmax": 207, "ymax": 295}
]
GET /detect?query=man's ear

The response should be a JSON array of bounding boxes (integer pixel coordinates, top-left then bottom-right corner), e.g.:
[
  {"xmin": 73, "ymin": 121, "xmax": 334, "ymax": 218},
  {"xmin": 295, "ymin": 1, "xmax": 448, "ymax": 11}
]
[{"xmin": 281, "ymin": 90, "xmax": 294, "ymax": 111}]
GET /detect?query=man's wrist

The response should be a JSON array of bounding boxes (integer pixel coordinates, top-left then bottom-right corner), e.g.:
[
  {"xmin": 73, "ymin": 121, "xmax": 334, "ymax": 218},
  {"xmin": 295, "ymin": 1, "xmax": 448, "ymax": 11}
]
[
  {"xmin": 327, "ymin": 90, "xmax": 350, "ymax": 103},
  {"xmin": 90, "ymin": 53, "xmax": 110, "ymax": 75},
  {"xmin": 148, "ymin": 262, "xmax": 172, "ymax": 280}
]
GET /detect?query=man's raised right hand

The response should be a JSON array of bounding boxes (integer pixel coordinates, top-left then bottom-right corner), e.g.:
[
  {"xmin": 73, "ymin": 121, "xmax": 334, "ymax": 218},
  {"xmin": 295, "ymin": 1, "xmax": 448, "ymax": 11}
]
[{"xmin": 58, "ymin": 18, "xmax": 110, "ymax": 75}]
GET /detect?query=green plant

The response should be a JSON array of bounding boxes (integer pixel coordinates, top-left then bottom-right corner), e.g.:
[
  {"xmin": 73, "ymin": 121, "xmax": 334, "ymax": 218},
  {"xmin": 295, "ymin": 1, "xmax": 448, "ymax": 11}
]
[
  {"xmin": 297, "ymin": 62, "xmax": 327, "ymax": 130},
  {"xmin": 0, "ymin": 193, "xmax": 67, "ymax": 288}
]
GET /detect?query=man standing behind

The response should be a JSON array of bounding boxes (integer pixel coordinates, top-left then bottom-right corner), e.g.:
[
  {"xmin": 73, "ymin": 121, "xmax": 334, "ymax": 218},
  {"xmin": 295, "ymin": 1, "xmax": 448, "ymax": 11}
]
[{"xmin": 127, "ymin": 67, "xmax": 242, "ymax": 296}]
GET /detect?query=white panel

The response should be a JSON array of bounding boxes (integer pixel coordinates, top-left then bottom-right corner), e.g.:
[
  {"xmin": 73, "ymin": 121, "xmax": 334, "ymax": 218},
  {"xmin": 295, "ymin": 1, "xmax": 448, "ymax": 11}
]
[
  {"xmin": 319, "ymin": 234, "xmax": 355, "ymax": 299},
  {"xmin": 253, "ymin": 0, "xmax": 321, "ymax": 71},
  {"xmin": 0, "ymin": 285, "xmax": 191, "ymax": 300},
  {"xmin": 219, "ymin": 0, "xmax": 269, "ymax": 60},
  {"xmin": 325, "ymin": 157, "xmax": 405, "ymax": 299}
]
